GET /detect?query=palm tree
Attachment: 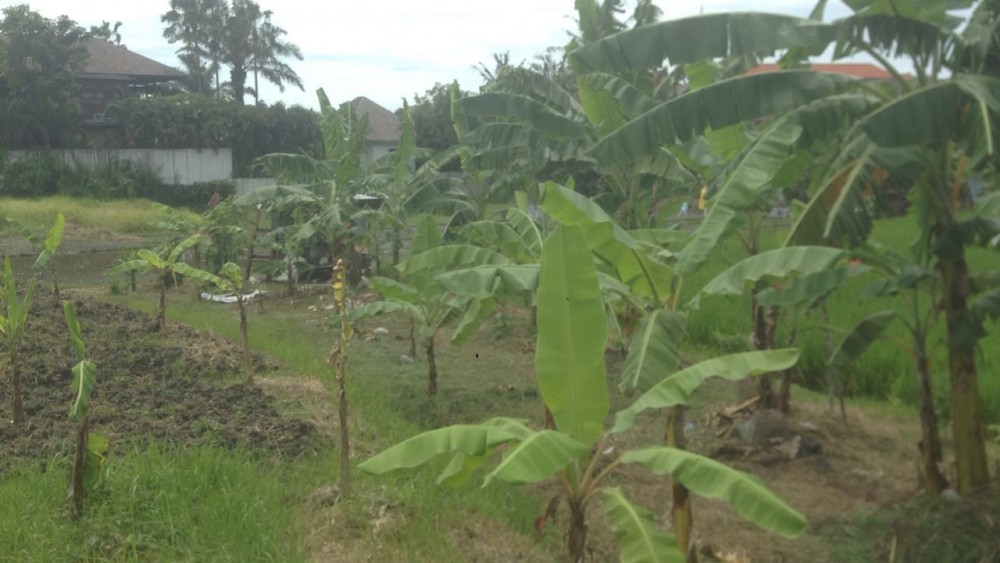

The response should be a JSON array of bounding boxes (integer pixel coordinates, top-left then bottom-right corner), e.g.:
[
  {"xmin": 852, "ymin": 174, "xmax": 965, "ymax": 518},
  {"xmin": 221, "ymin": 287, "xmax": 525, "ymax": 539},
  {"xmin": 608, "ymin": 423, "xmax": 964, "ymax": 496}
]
[
  {"xmin": 161, "ymin": 0, "xmax": 225, "ymax": 95},
  {"xmin": 248, "ymin": 8, "xmax": 303, "ymax": 105},
  {"xmin": 221, "ymin": 0, "xmax": 303, "ymax": 104}
]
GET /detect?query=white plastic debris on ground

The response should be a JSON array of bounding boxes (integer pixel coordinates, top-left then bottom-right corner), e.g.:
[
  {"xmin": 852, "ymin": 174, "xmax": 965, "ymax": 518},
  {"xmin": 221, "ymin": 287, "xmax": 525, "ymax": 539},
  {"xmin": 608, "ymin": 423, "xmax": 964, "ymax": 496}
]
[{"xmin": 199, "ymin": 290, "xmax": 265, "ymax": 303}]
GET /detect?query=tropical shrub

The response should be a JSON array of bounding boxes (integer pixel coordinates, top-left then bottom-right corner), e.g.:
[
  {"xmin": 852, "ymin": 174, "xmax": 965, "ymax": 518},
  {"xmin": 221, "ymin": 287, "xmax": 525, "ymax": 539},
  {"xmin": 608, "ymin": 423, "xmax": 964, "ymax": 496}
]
[{"xmin": 361, "ymin": 224, "xmax": 806, "ymax": 561}]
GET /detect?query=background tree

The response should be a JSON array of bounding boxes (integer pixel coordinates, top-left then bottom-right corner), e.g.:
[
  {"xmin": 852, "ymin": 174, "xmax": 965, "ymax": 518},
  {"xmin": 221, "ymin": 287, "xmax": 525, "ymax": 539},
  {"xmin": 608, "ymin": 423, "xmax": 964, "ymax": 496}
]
[
  {"xmin": 89, "ymin": 20, "xmax": 123, "ymax": 46},
  {"xmin": 161, "ymin": 0, "xmax": 226, "ymax": 96},
  {"xmin": 0, "ymin": 5, "xmax": 88, "ymax": 148},
  {"xmin": 243, "ymin": 2, "xmax": 303, "ymax": 105},
  {"xmin": 161, "ymin": 0, "xmax": 302, "ymax": 104},
  {"xmin": 409, "ymin": 83, "xmax": 460, "ymax": 155}
]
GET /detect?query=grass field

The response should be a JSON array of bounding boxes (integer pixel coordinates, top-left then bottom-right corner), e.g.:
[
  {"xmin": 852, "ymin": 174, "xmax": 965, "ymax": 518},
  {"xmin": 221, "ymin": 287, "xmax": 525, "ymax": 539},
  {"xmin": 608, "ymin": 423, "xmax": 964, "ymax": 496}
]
[{"xmin": 0, "ymin": 196, "xmax": 199, "ymax": 237}]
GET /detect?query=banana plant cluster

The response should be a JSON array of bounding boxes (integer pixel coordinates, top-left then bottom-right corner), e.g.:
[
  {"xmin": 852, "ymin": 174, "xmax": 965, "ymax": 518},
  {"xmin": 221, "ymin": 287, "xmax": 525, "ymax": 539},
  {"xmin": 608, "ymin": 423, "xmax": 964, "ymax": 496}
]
[
  {"xmin": 1, "ymin": 257, "xmax": 35, "ymax": 427},
  {"xmin": 360, "ymin": 224, "xmax": 806, "ymax": 562},
  {"xmin": 554, "ymin": 0, "xmax": 1000, "ymax": 497}
]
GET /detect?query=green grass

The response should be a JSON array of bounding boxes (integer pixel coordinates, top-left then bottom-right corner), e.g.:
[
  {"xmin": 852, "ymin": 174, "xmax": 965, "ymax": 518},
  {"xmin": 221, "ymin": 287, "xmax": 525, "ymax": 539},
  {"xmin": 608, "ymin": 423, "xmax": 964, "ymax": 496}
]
[
  {"xmin": 0, "ymin": 196, "xmax": 199, "ymax": 236},
  {"xmin": 0, "ymin": 445, "xmax": 319, "ymax": 561}
]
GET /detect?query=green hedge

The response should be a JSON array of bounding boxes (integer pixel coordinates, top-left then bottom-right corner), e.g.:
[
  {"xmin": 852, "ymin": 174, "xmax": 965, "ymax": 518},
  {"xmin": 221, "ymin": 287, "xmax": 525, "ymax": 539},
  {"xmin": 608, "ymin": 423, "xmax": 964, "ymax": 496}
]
[{"xmin": 0, "ymin": 152, "xmax": 233, "ymax": 209}]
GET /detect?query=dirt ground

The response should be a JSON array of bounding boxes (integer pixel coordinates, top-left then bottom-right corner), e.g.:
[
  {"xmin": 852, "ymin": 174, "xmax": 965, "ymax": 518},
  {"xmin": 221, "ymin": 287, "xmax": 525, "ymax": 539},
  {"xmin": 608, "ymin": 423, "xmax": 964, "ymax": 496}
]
[{"xmin": 0, "ymin": 288, "xmax": 318, "ymax": 474}]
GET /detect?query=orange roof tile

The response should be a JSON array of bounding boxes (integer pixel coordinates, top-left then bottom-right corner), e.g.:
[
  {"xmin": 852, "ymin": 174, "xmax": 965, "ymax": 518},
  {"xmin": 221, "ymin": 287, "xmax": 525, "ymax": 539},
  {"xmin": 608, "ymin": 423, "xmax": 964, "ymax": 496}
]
[{"xmin": 747, "ymin": 63, "xmax": 902, "ymax": 80}]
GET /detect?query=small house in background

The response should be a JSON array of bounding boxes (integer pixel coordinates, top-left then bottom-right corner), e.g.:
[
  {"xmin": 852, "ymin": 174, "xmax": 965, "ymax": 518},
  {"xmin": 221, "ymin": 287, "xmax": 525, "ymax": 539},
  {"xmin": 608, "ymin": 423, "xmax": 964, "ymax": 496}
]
[
  {"xmin": 350, "ymin": 96, "xmax": 401, "ymax": 163},
  {"xmin": 79, "ymin": 38, "xmax": 185, "ymax": 145}
]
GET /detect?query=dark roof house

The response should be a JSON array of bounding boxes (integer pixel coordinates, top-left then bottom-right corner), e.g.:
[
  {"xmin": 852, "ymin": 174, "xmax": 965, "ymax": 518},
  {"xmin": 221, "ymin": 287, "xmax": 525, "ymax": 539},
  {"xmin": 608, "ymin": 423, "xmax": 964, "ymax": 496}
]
[
  {"xmin": 78, "ymin": 38, "xmax": 185, "ymax": 123},
  {"xmin": 350, "ymin": 96, "xmax": 401, "ymax": 162}
]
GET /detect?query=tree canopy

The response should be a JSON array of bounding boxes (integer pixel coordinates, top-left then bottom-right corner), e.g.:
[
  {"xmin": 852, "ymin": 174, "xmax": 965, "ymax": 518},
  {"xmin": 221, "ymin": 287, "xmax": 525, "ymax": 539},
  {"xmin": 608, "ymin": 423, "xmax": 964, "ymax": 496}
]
[
  {"xmin": 161, "ymin": 0, "xmax": 303, "ymax": 104},
  {"xmin": 0, "ymin": 5, "xmax": 88, "ymax": 148}
]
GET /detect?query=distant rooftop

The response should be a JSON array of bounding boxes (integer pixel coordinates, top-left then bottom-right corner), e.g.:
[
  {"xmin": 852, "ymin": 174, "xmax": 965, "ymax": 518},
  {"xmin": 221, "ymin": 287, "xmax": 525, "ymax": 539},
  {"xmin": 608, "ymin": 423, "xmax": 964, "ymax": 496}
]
[
  {"xmin": 350, "ymin": 96, "xmax": 401, "ymax": 143},
  {"xmin": 747, "ymin": 62, "xmax": 906, "ymax": 80},
  {"xmin": 80, "ymin": 38, "xmax": 185, "ymax": 81}
]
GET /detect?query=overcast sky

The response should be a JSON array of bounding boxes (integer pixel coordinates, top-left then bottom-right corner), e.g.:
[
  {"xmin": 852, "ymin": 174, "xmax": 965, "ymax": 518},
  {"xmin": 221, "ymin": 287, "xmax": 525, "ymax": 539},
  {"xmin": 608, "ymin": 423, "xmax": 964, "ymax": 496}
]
[{"xmin": 4, "ymin": 0, "xmax": 854, "ymax": 111}]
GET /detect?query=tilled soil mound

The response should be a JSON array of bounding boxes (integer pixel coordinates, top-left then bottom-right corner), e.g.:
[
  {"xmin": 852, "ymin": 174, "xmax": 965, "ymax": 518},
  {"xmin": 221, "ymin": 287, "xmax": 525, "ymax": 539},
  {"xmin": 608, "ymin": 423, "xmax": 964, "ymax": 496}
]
[{"xmin": 0, "ymin": 289, "xmax": 317, "ymax": 473}]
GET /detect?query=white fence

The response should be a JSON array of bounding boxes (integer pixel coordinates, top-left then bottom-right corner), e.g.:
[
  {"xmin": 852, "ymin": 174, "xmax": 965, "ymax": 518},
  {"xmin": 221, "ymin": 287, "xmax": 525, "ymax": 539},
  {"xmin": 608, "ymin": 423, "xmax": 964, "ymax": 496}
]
[
  {"xmin": 8, "ymin": 148, "xmax": 232, "ymax": 185},
  {"xmin": 233, "ymin": 177, "xmax": 276, "ymax": 196}
]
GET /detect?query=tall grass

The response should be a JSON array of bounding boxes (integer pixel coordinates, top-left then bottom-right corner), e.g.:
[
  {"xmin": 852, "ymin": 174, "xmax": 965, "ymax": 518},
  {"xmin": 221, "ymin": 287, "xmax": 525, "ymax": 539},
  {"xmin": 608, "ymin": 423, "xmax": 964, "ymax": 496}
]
[
  {"xmin": 0, "ymin": 445, "xmax": 314, "ymax": 561},
  {"xmin": 0, "ymin": 196, "xmax": 198, "ymax": 236}
]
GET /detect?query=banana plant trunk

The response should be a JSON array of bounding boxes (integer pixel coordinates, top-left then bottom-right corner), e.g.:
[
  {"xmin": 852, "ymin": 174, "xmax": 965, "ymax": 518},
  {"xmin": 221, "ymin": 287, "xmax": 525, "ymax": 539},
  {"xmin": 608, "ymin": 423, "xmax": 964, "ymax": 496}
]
[
  {"xmin": 409, "ymin": 317, "xmax": 417, "ymax": 358},
  {"xmin": 777, "ymin": 320, "xmax": 797, "ymax": 413},
  {"xmin": 666, "ymin": 406, "xmax": 692, "ymax": 559},
  {"xmin": 915, "ymin": 350, "xmax": 947, "ymax": 493},
  {"xmin": 69, "ymin": 416, "xmax": 88, "ymax": 519},
  {"xmin": 238, "ymin": 299, "xmax": 252, "ymax": 378},
  {"xmin": 426, "ymin": 336, "xmax": 438, "ymax": 395},
  {"xmin": 940, "ymin": 252, "xmax": 990, "ymax": 495},
  {"xmin": 11, "ymin": 348, "xmax": 24, "ymax": 426},
  {"xmin": 567, "ymin": 496, "xmax": 587, "ymax": 563},
  {"xmin": 337, "ymin": 354, "xmax": 351, "ymax": 493},
  {"xmin": 751, "ymin": 291, "xmax": 778, "ymax": 408},
  {"xmin": 157, "ymin": 284, "xmax": 167, "ymax": 331}
]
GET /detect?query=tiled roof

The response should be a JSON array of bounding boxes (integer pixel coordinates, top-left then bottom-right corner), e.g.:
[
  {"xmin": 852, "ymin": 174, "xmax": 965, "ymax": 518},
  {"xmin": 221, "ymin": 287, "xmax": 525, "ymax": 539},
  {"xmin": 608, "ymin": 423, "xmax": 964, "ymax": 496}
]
[
  {"xmin": 747, "ymin": 62, "xmax": 903, "ymax": 80},
  {"xmin": 80, "ymin": 38, "xmax": 185, "ymax": 80},
  {"xmin": 351, "ymin": 96, "xmax": 401, "ymax": 143}
]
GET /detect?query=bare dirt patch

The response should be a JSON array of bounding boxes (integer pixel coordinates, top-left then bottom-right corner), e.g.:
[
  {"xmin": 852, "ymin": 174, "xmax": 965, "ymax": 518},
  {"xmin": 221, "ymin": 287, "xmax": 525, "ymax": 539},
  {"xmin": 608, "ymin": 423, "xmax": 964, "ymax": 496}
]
[{"xmin": 0, "ymin": 288, "xmax": 319, "ymax": 474}]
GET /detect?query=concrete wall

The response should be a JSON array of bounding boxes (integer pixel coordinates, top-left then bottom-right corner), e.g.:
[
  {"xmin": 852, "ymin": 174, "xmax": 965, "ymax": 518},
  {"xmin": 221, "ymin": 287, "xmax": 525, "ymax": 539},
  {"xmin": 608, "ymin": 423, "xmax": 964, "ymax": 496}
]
[
  {"xmin": 9, "ymin": 148, "xmax": 233, "ymax": 185},
  {"xmin": 233, "ymin": 177, "xmax": 276, "ymax": 196}
]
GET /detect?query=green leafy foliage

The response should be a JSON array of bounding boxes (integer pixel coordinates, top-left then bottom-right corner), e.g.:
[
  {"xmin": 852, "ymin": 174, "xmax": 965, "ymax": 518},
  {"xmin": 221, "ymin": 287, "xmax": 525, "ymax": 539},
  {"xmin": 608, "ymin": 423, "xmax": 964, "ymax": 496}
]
[
  {"xmin": 689, "ymin": 247, "xmax": 847, "ymax": 307},
  {"xmin": 620, "ymin": 309, "xmax": 686, "ymax": 393},
  {"xmin": 602, "ymin": 487, "xmax": 683, "ymax": 563},
  {"xmin": 622, "ymin": 447, "xmax": 807, "ymax": 538},
  {"xmin": 535, "ymin": 224, "xmax": 609, "ymax": 446},
  {"xmin": 828, "ymin": 311, "xmax": 898, "ymax": 373},
  {"xmin": 540, "ymin": 181, "xmax": 671, "ymax": 302},
  {"xmin": 612, "ymin": 350, "xmax": 800, "ymax": 433}
]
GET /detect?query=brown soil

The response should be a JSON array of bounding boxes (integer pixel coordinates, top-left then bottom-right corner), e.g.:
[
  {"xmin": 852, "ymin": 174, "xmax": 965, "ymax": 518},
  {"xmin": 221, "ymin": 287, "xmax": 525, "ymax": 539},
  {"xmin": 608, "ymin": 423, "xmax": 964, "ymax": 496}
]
[{"xmin": 0, "ymin": 288, "xmax": 318, "ymax": 474}]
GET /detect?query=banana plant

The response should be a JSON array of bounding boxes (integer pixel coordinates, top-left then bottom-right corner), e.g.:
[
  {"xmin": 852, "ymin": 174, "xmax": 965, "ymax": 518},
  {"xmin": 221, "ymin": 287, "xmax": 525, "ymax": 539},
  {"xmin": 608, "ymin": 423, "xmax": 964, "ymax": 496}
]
[
  {"xmin": 848, "ymin": 241, "xmax": 956, "ymax": 493},
  {"xmin": 106, "ymin": 234, "xmax": 203, "ymax": 331},
  {"xmin": 175, "ymin": 261, "xmax": 255, "ymax": 377},
  {"xmin": 1, "ymin": 257, "xmax": 35, "ymax": 427},
  {"xmin": 574, "ymin": 0, "xmax": 1000, "ymax": 497},
  {"xmin": 689, "ymin": 245, "xmax": 850, "ymax": 407},
  {"xmin": 6, "ymin": 213, "xmax": 65, "ymax": 299},
  {"xmin": 360, "ymin": 224, "xmax": 806, "ymax": 561},
  {"xmin": 64, "ymin": 301, "xmax": 107, "ymax": 519},
  {"xmin": 329, "ymin": 259, "xmax": 353, "ymax": 493},
  {"xmin": 350, "ymin": 215, "xmax": 510, "ymax": 394}
]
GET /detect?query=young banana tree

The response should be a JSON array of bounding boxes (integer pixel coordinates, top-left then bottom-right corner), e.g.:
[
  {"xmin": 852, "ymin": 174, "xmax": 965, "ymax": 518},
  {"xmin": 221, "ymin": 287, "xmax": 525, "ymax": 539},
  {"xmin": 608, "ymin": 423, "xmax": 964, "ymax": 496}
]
[
  {"xmin": 350, "ymin": 215, "xmax": 510, "ymax": 394},
  {"xmin": 105, "ymin": 234, "xmax": 203, "ymax": 331},
  {"xmin": 360, "ymin": 224, "xmax": 806, "ymax": 561},
  {"xmin": 329, "ymin": 259, "xmax": 353, "ymax": 493},
  {"xmin": 175, "ymin": 261, "xmax": 256, "ymax": 377},
  {"xmin": 1, "ymin": 257, "xmax": 35, "ymax": 427},
  {"xmin": 6, "ymin": 213, "xmax": 65, "ymax": 299},
  {"xmin": 64, "ymin": 301, "xmax": 107, "ymax": 519}
]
